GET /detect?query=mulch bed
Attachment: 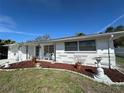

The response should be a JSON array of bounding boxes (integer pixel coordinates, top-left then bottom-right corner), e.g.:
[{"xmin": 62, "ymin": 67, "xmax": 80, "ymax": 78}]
[{"xmin": 0, "ymin": 61, "xmax": 124, "ymax": 82}]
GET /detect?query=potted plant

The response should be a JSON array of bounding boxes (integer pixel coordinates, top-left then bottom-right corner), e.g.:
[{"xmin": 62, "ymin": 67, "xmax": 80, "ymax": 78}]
[
  {"xmin": 32, "ymin": 57, "xmax": 37, "ymax": 64},
  {"xmin": 74, "ymin": 61, "xmax": 82, "ymax": 70}
]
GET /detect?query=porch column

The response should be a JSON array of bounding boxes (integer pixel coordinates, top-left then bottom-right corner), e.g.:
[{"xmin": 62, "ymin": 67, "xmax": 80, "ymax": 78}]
[
  {"xmin": 39, "ymin": 45, "xmax": 43, "ymax": 59},
  {"xmin": 33, "ymin": 45, "xmax": 36, "ymax": 57}
]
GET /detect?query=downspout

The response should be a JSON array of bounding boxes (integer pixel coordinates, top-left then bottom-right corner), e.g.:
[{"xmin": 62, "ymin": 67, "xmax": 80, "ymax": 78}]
[
  {"xmin": 107, "ymin": 39, "xmax": 111, "ymax": 69},
  {"xmin": 108, "ymin": 35, "xmax": 114, "ymax": 69}
]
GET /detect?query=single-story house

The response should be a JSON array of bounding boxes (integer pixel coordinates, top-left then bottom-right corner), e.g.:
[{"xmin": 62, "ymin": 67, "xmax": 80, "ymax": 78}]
[{"xmin": 3, "ymin": 31, "xmax": 124, "ymax": 68}]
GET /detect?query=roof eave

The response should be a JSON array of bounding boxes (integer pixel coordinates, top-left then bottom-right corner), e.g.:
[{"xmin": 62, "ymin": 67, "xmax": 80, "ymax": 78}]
[{"xmin": 51, "ymin": 31, "xmax": 124, "ymax": 42}]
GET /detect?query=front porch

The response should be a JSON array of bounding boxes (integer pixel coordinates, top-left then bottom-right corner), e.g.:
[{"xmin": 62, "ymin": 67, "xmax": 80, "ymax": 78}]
[{"xmin": 7, "ymin": 42, "xmax": 56, "ymax": 62}]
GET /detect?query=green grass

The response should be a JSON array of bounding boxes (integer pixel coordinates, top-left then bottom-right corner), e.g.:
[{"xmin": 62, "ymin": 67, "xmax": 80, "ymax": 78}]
[{"xmin": 0, "ymin": 69, "xmax": 124, "ymax": 93}]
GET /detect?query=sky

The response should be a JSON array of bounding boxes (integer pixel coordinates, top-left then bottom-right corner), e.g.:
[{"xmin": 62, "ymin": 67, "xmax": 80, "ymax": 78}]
[{"xmin": 0, "ymin": 0, "xmax": 124, "ymax": 42}]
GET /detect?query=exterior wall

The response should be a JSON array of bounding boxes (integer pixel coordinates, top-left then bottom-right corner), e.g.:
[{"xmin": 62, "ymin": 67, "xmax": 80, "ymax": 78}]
[
  {"xmin": 56, "ymin": 39, "xmax": 116, "ymax": 68},
  {"xmin": 7, "ymin": 38, "xmax": 116, "ymax": 68},
  {"xmin": 20, "ymin": 46, "xmax": 26, "ymax": 61},
  {"xmin": 8, "ymin": 45, "xmax": 27, "ymax": 61},
  {"xmin": 8, "ymin": 44, "xmax": 43, "ymax": 62},
  {"xmin": 28, "ymin": 45, "xmax": 35, "ymax": 59},
  {"xmin": 8, "ymin": 45, "xmax": 19, "ymax": 60}
]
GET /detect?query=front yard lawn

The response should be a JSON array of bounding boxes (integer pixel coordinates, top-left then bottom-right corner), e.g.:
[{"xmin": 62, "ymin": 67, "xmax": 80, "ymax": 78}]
[{"xmin": 0, "ymin": 69, "xmax": 124, "ymax": 93}]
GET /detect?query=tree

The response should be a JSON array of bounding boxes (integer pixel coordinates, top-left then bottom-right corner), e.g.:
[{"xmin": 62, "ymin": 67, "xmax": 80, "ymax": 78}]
[
  {"xmin": 0, "ymin": 39, "xmax": 2, "ymax": 45},
  {"xmin": 114, "ymin": 25, "xmax": 124, "ymax": 32},
  {"xmin": 114, "ymin": 25, "xmax": 124, "ymax": 47},
  {"xmin": 75, "ymin": 32, "xmax": 85, "ymax": 36},
  {"xmin": 34, "ymin": 34, "xmax": 50, "ymax": 42},
  {"xmin": 0, "ymin": 39, "xmax": 15, "ymax": 45},
  {"xmin": 104, "ymin": 25, "xmax": 124, "ymax": 47},
  {"xmin": 105, "ymin": 26, "xmax": 114, "ymax": 33}
]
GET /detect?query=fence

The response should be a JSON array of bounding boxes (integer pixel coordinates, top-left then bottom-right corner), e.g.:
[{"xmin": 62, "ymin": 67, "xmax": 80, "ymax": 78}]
[{"xmin": 115, "ymin": 48, "xmax": 124, "ymax": 57}]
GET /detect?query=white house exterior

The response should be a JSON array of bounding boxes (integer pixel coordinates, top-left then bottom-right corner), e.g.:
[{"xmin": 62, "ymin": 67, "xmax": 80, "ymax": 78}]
[{"xmin": 3, "ymin": 31, "xmax": 124, "ymax": 68}]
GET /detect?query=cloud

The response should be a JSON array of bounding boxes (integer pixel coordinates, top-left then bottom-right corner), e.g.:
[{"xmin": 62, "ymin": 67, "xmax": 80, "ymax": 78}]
[
  {"xmin": 0, "ymin": 27, "xmax": 39, "ymax": 36},
  {"xmin": 0, "ymin": 15, "xmax": 39, "ymax": 36},
  {"xmin": 0, "ymin": 15, "xmax": 16, "ymax": 29}
]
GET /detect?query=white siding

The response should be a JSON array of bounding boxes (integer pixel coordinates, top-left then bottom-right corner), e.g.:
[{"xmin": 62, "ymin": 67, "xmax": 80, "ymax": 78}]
[
  {"xmin": 8, "ymin": 45, "xmax": 27, "ymax": 61},
  {"xmin": 56, "ymin": 39, "xmax": 116, "ymax": 68},
  {"xmin": 28, "ymin": 45, "xmax": 35, "ymax": 59},
  {"xmin": 8, "ymin": 45, "xmax": 19, "ymax": 60},
  {"xmin": 8, "ymin": 44, "xmax": 44, "ymax": 62},
  {"xmin": 20, "ymin": 46, "xmax": 26, "ymax": 61}
]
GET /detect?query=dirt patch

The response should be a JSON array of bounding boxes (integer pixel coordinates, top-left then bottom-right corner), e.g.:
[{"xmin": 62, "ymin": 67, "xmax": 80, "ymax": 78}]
[{"xmin": 1, "ymin": 61, "xmax": 124, "ymax": 82}]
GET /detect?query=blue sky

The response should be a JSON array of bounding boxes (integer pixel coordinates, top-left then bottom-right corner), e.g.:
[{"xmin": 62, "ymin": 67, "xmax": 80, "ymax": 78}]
[{"xmin": 0, "ymin": 0, "xmax": 124, "ymax": 42}]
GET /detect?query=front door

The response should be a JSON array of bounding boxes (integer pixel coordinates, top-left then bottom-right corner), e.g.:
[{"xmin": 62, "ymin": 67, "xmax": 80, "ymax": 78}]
[
  {"xmin": 44, "ymin": 45, "xmax": 54, "ymax": 60},
  {"xmin": 35, "ymin": 46, "xmax": 40, "ymax": 59}
]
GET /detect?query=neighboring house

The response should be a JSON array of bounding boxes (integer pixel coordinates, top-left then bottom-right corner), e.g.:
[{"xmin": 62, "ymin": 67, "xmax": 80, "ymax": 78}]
[{"xmin": 3, "ymin": 31, "xmax": 124, "ymax": 68}]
